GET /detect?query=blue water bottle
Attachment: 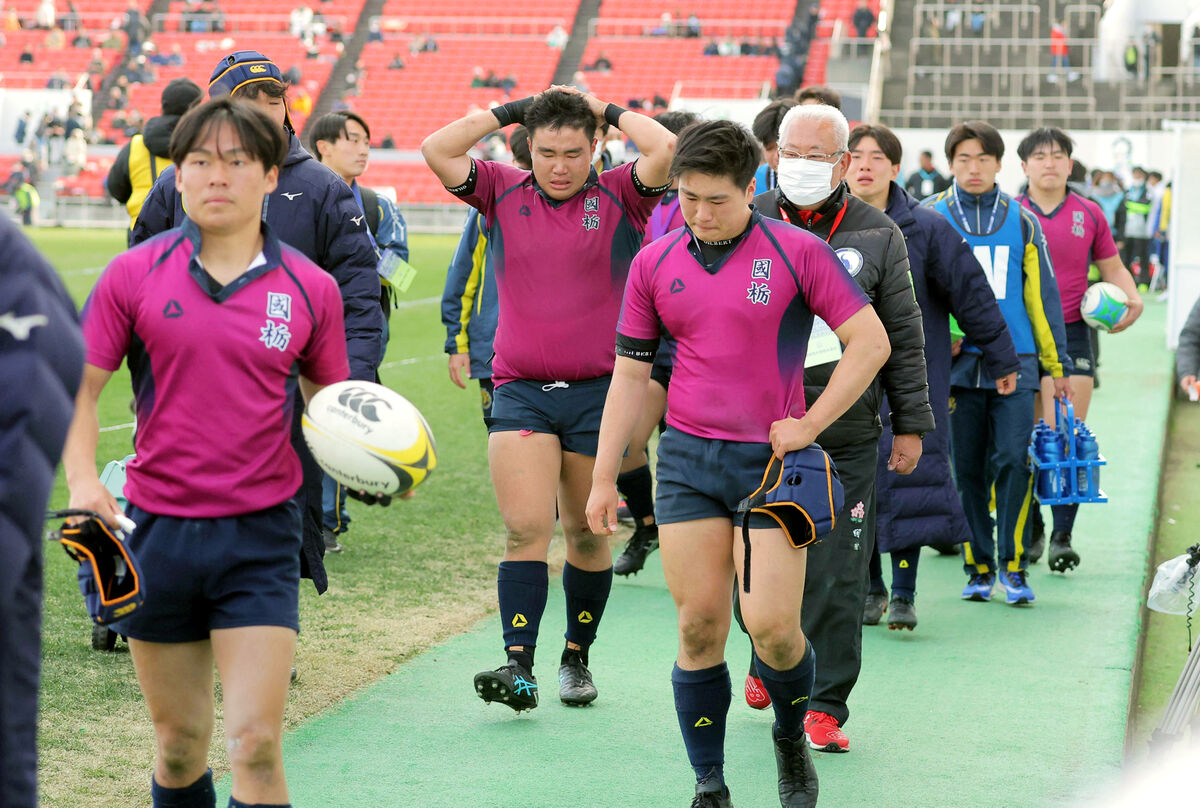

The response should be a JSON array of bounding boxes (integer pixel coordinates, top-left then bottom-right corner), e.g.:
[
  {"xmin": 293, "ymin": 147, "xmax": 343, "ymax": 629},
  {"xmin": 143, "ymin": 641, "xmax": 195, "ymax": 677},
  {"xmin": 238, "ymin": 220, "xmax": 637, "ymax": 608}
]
[
  {"xmin": 1038, "ymin": 425, "xmax": 1063, "ymax": 500},
  {"xmin": 1075, "ymin": 426, "xmax": 1100, "ymax": 498}
]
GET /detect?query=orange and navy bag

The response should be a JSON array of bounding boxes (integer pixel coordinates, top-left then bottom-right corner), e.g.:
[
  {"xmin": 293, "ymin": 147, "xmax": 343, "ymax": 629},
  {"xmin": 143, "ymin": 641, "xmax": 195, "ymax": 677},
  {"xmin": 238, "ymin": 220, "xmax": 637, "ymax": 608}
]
[
  {"xmin": 735, "ymin": 446, "xmax": 844, "ymax": 592},
  {"xmin": 47, "ymin": 509, "xmax": 144, "ymax": 625}
]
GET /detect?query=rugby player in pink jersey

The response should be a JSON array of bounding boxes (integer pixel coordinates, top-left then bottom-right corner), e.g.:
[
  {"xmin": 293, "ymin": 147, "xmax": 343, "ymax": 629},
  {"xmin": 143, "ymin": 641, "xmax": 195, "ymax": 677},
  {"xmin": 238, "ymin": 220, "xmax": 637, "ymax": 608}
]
[
  {"xmin": 587, "ymin": 120, "xmax": 890, "ymax": 808},
  {"xmin": 422, "ymin": 86, "xmax": 675, "ymax": 710},
  {"xmin": 62, "ymin": 98, "xmax": 350, "ymax": 808},
  {"xmin": 1016, "ymin": 126, "xmax": 1143, "ymax": 571}
]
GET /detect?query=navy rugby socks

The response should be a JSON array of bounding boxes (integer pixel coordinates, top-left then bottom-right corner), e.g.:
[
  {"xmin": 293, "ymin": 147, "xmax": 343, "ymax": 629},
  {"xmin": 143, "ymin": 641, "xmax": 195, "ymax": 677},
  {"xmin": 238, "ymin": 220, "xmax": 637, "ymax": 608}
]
[
  {"xmin": 616, "ymin": 464, "xmax": 655, "ymax": 524},
  {"xmin": 1051, "ymin": 503, "xmax": 1079, "ymax": 535},
  {"xmin": 498, "ymin": 560, "xmax": 548, "ymax": 665},
  {"xmin": 756, "ymin": 641, "xmax": 816, "ymax": 742},
  {"xmin": 672, "ymin": 663, "xmax": 731, "ymax": 790},
  {"xmin": 562, "ymin": 562, "xmax": 613, "ymax": 661},
  {"xmin": 151, "ymin": 768, "xmax": 215, "ymax": 808}
]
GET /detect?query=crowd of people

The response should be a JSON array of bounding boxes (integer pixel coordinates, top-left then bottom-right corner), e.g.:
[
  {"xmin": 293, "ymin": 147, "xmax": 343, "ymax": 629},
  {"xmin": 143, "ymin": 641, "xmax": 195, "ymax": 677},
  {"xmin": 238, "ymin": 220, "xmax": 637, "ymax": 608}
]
[{"xmin": 0, "ymin": 14, "xmax": 1187, "ymax": 808}]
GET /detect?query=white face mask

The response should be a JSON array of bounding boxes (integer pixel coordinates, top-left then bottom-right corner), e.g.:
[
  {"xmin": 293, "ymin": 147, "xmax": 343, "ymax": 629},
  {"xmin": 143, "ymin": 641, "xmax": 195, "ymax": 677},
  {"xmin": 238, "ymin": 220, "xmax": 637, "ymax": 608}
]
[{"xmin": 777, "ymin": 157, "xmax": 837, "ymax": 206}]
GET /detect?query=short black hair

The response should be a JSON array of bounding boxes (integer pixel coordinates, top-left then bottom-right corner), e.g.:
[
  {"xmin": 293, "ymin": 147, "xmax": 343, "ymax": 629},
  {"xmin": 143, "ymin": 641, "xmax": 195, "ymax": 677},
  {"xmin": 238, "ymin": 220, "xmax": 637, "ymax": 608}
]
[
  {"xmin": 670, "ymin": 119, "xmax": 761, "ymax": 189},
  {"xmin": 751, "ymin": 99, "xmax": 795, "ymax": 147},
  {"xmin": 849, "ymin": 123, "xmax": 902, "ymax": 166},
  {"xmin": 523, "ymin": 90, "xmax": 596, "ymax": 142},
  {"xmin": 1148, "ymin": 170, "xmax": 1162, "ymax": 182},
  {"xmin": 654, "ymin": 109, "xmax": 699, "ymax": 136},
  {"xmin": 509, "ymin": 124, "xmax": 531, "ymax": 169},
  {"xmin": 795, "ymin": 85, "xmax": 842, "ymax": 110},
  {"xmin": 1016, "ymin": 126, "xmax": 1073, "ymax": 161},
  {"xmin": 234, "ymin": 79, "xmax": 287, "ymax": 102},
  {"xmin": 1069, "ymin": 159, "xmax": 1087, "ymax": 183},
  {"xmin": 945, "ymin": 120, "xmax": 1004, "ymax": 161},
  {"xmin": 920, "ymin": 149, "xmax": 933, "ymax": 159},
  {"xmin": 1131, "ymin": 165, "xmax": 1147, "ymax": 176},
  {"xmin": 169, "ymin": 97, "xmax": 288, "ymax": 169},
  {"xmin": 309, "ymin": 111, "xmax": 371, "ymax": 161}
]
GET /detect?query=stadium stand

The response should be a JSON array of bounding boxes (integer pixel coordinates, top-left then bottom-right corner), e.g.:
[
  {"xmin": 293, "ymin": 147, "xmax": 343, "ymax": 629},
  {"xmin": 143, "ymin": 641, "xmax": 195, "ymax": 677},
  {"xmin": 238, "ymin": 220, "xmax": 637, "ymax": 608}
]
[{"xmin": 97, "ymin": 30, "xmax": 345, "ymax": 142}]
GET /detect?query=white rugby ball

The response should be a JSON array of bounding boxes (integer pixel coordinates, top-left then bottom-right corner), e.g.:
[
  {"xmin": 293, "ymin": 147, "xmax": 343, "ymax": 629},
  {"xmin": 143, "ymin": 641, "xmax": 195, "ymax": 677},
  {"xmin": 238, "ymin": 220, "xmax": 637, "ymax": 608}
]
[
  {"xmin": 1079, "ymin": 281, "xmax": 1128, "ymax": 332},
  {"xmin": 301, "ymin": 381, "xmax": 437, "ymax": 497}
]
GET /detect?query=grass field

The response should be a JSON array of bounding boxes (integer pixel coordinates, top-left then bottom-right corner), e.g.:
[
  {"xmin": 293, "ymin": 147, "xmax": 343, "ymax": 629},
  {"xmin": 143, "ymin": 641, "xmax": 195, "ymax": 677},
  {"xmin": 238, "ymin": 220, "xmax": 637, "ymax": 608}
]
[{"xmin": 32, "ymin": 227, "xmax": 521, "ymax": 807}]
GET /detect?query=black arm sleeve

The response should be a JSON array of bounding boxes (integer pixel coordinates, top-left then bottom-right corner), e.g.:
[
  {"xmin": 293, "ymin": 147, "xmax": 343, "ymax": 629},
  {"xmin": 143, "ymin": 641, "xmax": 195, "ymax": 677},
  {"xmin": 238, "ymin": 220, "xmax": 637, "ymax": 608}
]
[
  {"xmin": 616, "ymin": 333, "xmax": 659, "ymax": 362},
  {"xmin": 445, "ymin": 158, "xmax": 478, "ymax": 197},
  {"xmin": 106, "ymin": 142, "xmax": 132, "ymax": 204},
  {"xmin": 631, "ymin": 161, "xmax": 672, "ymax": 197}
]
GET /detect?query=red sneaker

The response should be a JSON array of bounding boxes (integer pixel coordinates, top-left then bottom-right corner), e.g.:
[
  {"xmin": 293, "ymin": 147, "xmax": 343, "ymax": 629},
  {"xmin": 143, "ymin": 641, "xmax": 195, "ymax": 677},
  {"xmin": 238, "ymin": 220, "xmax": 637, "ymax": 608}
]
[
  {"xmin": 744, "ymin": 674, "xmax": 771, "ymax": 709},
  {"xmin": 803, "ymin": 710, "xmax": 849, "ymax": 752}
]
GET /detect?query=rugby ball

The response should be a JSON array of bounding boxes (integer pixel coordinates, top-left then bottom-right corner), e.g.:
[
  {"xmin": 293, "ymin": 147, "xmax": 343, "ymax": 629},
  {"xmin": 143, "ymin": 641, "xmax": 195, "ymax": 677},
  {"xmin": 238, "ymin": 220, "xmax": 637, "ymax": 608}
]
[
  {"xmin": 301, "ymin": 381, "xmax": 437, "ymax": 497},
  {"xmin": 1080, "ymin": 282, "xmax": 1128, "ymax": 331}
]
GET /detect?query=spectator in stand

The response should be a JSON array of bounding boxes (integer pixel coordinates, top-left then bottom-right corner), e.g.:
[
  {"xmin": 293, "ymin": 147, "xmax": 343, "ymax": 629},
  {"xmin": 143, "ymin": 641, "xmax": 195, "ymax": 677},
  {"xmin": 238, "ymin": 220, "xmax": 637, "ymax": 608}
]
[
  {"xmin": 572, "ymin": 70, "xmax": 590, "ymax": 93},
  {"xmin": 290, "ymin": 3, "xmax": 312, "ymax": 37},
  {"xmin": 87, "ymin": 47, "xmax": 104, "ymax": 73},
  {"xmin": 344, "ymin": 59, "xmax": 365, "ymax": 96},
  {"xmin": 380, "ymin": 132, "xmax": 395, "ymax": 148},
  {"xmin": 796, "ymin": 84, "xmax": 842, "ymax": 108},
  {"xmin": 853, "ymin": 0, "xmax": 875, "ymax": 38},
  {"xmin": 367, "ymin": 17, "xmax": 382, "ymax": 43},
  {"xmin": 34, "ymin": 0, "xmax": 55, "ymax": 30},
  {"xmin": 409, "ymin": 35, "xmax": 426, "ymax": 54},
  {"xmin": 969, "ymin": 0, "xmax": 986, "ymax": 35},
  {"xmin": 1048, "ymin": 22, "xmax": 1078, "ymax": 83},
  {"xmin": 1123, "ymin": 38, "xmax": 1139, "ymax": 79},
  {"xmin": 904, "ymin": 150, "xmax": 951, "ymax": 199},
  {"xmin": 71, "ymin": 29, "xmax": 90, "ymax": 47},
  {"xmin": 122, "ymin": 109, "xmax": 144, "ymax": 136},
  {"xmin": 423, "ymin": 35, "xmax": 438, "ymax": 52},
  {"xmin": 124, "ymin": 53, "xmax": 156, "ymax": 85},
  {"xmin": 387, "ymin": 52, "xmax": 405, "ymax": 69},
  {"xmin": 18, "ymin": 45, "xmax": 34, "ymax": 64},
  {"xmin": 547, "ymin": 23, "xmax": 567, "ymax": 50},
  {"xmin": 584, "ymin": 52, "xmax": 613, "ymax": 71},
  {"xmin": 290, "ymin": 85, "xmax": 313, "ymax": 117},
  {"xmin": 123, "ymin": 0, "xmax": 146, "ymax": 52},
  {"xmin": 4, "ymin": 7, "xmax": 19, "ymax": 32},
  {"xmin": 63, "ymin": 128, "xmax": 86, "ymax": 175},
  {"xmin": 45, "ymin": 71, "xmax": 68, "ymax": 89},
  {"xmin": 283, "ymin": 63, "xmax": 303, "ymax": 85},
  {"xmin": 703, "ymin": 39, "xmax": 718, "ymax": 55},
  {"xmin": 100, "ymin": 23, "xmax": 123, "ymax": 49},
  {"xmin": 14, "ymin": 178, "xmax": 39, "ymax": 225},
  {"xmin": 717, "ymin": 36, "xmax": 737, "ymax": 55},
  {"xmin": 13, "ymin": 111, "xmax": 30, "ymax": 145},
  {"xmin": 652, "ymin": 11, "xmax": 673, "ymax": 36},
  {"xmin": 686, "ymin": 12, "xmax": 701, "ymax": 37},
  {"xmin": 44, "ymin": 25, "xmax": 65, "ymax": 49}
]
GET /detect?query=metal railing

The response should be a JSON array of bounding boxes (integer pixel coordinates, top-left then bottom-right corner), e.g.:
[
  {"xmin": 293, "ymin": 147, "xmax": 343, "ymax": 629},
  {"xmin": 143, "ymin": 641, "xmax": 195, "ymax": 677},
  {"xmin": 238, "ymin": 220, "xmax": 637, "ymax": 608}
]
[
  {"xmin": 150, "ymin": 12, "xmax": 349, "ymax": 35},
  {"xmin": 588, "ymin": 17, "xmax": 787, "ymax": 38},
  {"xmin": 669, "ymin": 78, "xmax": 773, "ymax": 101},
  {"xmin": 370, "ymin": 16, "xmax": 569, "ymax": 36}
]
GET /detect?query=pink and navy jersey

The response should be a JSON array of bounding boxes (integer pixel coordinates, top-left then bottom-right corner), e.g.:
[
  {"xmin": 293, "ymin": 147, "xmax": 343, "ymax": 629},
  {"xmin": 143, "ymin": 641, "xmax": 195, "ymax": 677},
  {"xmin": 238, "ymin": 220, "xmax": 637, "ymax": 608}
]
[
  {"xmin": 618, "ymin": 211, "xmax": 869, "ymax": 442},
  {"xmin": 82, "ymin": 218, "xmax": 350, "ymax": 518},
  {"xmin": 643, "ymin": 191, "xmax": 686, "ymax": 247},
  {"xmin": 1017, "ymin": 191, "xmax": 1118, "ymax": 323},
  {"xmin": 452, "ymin": 159, "xmax": 663, "ymax": 384}
]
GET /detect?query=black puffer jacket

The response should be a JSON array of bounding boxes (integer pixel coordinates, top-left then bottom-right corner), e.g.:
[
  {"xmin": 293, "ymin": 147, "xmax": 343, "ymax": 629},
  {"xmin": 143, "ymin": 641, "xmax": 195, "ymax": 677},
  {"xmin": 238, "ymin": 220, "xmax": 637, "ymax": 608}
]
[{"xmin": 754, "ymin": 182, "xmax": 933, "ymax": 448}]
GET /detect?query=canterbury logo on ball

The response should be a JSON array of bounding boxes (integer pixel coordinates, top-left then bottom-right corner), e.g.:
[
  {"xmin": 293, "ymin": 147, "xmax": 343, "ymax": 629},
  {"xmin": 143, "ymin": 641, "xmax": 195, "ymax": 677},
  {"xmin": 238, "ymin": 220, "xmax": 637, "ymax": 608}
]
[{"xmin": 336, "ymin": 386, "xmax": 393, "ymax": 422}]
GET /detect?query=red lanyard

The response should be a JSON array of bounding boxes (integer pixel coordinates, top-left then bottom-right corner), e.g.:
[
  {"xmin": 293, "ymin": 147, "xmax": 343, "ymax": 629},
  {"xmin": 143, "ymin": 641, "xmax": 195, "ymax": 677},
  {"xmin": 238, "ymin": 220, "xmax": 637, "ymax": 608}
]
[{"xmin": 784, "ymin": 201, "xmax": 848, "ymax": 243}]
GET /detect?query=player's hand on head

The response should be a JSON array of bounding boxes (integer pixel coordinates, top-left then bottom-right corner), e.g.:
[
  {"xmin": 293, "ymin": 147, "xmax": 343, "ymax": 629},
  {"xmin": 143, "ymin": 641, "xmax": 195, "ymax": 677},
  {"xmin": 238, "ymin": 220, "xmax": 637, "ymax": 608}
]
[
  {"xmin": 769, "ymin": 416, "xmax": 816, "ymax": 459},
  {"xmin": 448, "ymin": 353, "xmax": 470, "ymax": 389},
  {"xmin": 66, "ymin": 480, "xmax": 123, "ymax": 527},
  {"xmin": 346, "ymin": 488, "xmax": 392, "ymax": 507},
  {"xmin": 585, "ymin": 485, "xmax": 618, "ymax": 536}
]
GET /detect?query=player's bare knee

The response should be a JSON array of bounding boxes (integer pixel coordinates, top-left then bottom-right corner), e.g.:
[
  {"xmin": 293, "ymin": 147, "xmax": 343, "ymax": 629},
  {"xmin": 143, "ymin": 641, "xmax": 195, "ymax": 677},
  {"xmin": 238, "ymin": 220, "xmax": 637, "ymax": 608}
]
[
  {"xmin": 225, "ymin": 725, "xmax": 281, "ymax": 774},
  {"xmin": 564, "ymin": 526, "xmax": 603, "ymax": 557},
  {"xmin": 747, "ymin": 618, "xmax": 802, "ymax": 668},
  {"xmin": 156, "ymin": 722, "xmax": 208, "ymax": 778},
  {"xmin": 504, "ymin": 525, "xmax": 547, "ymax": 555},
  {"xmin": 678, "ymin": 612, "xmax": 723, "ymax": 659}
]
